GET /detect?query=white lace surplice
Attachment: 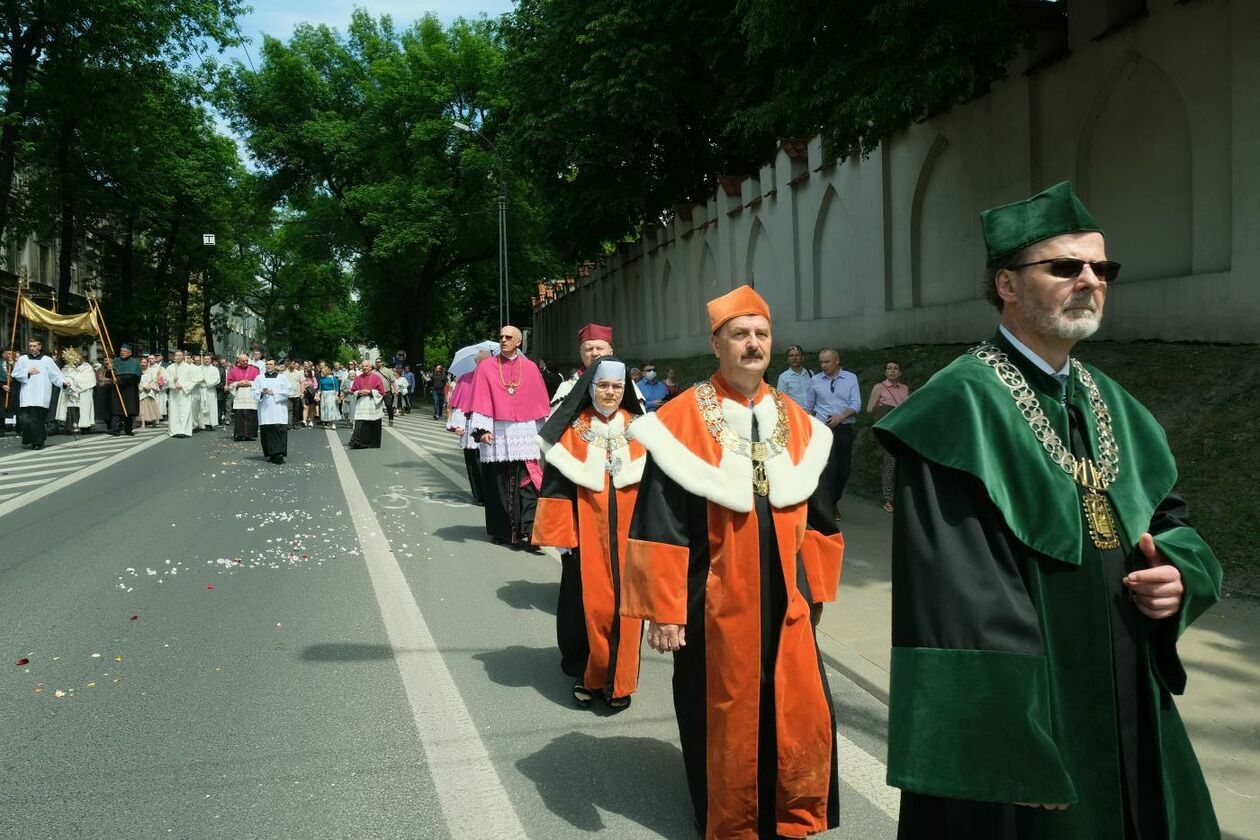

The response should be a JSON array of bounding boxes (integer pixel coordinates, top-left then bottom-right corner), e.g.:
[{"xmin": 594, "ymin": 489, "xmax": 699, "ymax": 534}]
[{"xmin": 468, "ymin": 412, "xmax": 542, "ymax": 462}]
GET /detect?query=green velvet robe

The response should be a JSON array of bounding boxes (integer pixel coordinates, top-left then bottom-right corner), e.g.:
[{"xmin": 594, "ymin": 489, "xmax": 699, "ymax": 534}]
[{"xmin": 874, "ymin": 332, "xmax": 1221, "ymax": 840}]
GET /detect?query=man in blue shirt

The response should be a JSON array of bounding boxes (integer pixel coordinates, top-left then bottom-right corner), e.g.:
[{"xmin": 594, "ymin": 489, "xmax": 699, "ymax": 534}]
[
  {"xmin": 637, "ymin": 361, "xmax": 669, "ymax": 411},
  {"xmin": 804, "ymin": 347, "xmax": 860, "ymax": 512},
  {"xmin": 402, "ymin": 366, "xmax": 416, "ymax": 414},
  {"xmin": 775, "ymin": 344, "xmax": 813, "ymax": 407}
]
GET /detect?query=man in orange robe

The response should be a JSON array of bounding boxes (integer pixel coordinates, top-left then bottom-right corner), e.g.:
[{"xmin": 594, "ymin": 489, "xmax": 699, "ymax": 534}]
[
  {"xmin": 533, "ymin": 358, "xmax": 647, "ymax": 709},
  {"xmin": 622, "ymin": 285, "xmax": 844, "ymax": 840}
]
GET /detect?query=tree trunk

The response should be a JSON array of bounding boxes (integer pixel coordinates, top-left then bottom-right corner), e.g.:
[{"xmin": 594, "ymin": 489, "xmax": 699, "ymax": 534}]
[
  {"xmin": 154, "ymin": 205, "xmax": 183, "ymax": 353},
  {"xmin": 56, "ymin": 118, "xmax": 76, "ymax": 308},
  {"xmin": 0, "ymin": 34, "xmax": 38, "ymax": 240},
  {"xmin": 175, "ymin": 255, "xmax": 193, "ymax": 349},
  {"xmin": 119, "ymin": 215, "xmax": 135, "ymax": 301},
  {"xmin": 201, "ymin": 278, "xmax": 214, "ymax": 354}
]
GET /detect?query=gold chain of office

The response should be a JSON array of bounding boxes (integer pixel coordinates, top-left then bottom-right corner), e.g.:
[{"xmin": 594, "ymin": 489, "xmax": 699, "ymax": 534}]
[
  {"xmin": 694, "ymin": 380, "xmax": 789, "ymax": 497},
  {"xmin": 571, "ymin": 415, "xmax": 632, "ymax": 476},
  {"xmin": 971, "ymin": 341, "xmax": 1122, "ymax": 549}
]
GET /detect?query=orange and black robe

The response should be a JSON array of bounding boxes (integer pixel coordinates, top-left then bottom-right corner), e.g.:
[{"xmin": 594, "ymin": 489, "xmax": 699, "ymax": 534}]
[
  {"xmin": 623, "ymin": 375, "xmax": 844, "ymax": 840},
  {"xmin": 532, "ymin": 407, "xmax": 647, "ymax": 699}
]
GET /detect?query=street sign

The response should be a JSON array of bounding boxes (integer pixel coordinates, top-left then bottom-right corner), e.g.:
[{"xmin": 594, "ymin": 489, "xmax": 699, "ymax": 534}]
[{"xmin": 203, "ymin": 234, "xmax": 216, "ymax": 246}]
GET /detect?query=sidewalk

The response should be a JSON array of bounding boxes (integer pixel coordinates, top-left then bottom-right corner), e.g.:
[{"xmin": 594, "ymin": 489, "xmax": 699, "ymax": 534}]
[{"xmin": 816, "ymin": 496, "xmax": 1260, "ymax": 840}]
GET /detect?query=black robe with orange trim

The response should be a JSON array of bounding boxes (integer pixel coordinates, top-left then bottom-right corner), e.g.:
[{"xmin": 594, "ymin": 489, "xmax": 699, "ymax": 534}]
[
  {"xmin": 533, "ymin": 407, "xmax": 647, "ymax": 699},
  {"xmin": 622, "ymin": 374, "xmax": 844, "ymax": 840}
]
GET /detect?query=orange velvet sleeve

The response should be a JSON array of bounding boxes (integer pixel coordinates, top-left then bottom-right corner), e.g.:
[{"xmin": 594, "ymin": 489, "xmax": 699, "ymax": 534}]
[
  {"xmin": 621, "ymin": 538, "xmax": 689, "ymax": 625},
  {"xmin": 533, "ymin": 495, "xmax": 578, "ymax": 549},
  {"xmin": 800, "ymin": 529, "xmax": 844, "ymax": 603}
]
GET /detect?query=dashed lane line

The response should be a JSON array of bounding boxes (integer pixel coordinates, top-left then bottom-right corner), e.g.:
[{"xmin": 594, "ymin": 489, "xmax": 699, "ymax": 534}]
[{"xmin": 326, "ymin": 429, "xmax": 528, "ymax": 840}]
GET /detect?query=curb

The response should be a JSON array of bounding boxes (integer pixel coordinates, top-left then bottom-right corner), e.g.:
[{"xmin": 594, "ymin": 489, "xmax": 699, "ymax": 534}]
[{"xmin": 816, "ymin": 628, "xmax": 890, "ymax": 707}]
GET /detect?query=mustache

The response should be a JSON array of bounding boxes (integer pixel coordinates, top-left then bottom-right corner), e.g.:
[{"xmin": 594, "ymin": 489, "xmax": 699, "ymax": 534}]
[
  {"xmin": 741, "ymin": 351, "xmax": 764, "ymax": 359},
  {"xmin": 1062, "ymin": 294, "xmax": 1097, "ymax": 312}
]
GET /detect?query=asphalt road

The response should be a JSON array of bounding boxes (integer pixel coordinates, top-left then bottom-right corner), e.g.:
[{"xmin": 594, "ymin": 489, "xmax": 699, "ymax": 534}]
[{"xmin": 0, "ymin": 414, "xmax": 897, "ymax": 840}]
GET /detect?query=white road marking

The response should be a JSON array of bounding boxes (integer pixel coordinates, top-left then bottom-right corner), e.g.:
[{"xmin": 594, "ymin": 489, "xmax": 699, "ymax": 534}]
[
  {"xmin": 0, "ymin": 433, "xmax": 167, "ymax": 520},
  {"xmin": 1, "ymin": 462, "xmax": 97, "ymax": 476},
  {"xmin": 836, "ymin": 730, "xmax": 899, "ymax": 820},
  {"xmin": 326, "ymin": 429, "xmax": 527, "ymax": 839},
  {"xmin": 0, "ymin": 476, "xmax": 60, "ymax": 490},
  {"xmin": 0, "ymin": 431, "xmax": 161, "ymax": 464}
]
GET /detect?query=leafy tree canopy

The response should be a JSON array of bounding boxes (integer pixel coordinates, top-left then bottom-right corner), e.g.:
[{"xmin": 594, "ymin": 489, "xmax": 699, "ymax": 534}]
[{"xmin": 220, "ymin": 11, "xmax": 559, "ymax": 363}]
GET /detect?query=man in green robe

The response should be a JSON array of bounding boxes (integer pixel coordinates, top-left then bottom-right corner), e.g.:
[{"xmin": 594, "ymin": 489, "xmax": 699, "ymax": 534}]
[
  {"xmin": 106, "ymin": 344, "xmax": 142, "ymax": 436},
  {"xmin": 875, "ymin": 182, "xmax": 1221, "ymax": 839}
]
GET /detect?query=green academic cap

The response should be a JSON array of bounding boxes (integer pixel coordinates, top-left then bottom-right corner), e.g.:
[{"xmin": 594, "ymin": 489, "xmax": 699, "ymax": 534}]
[{"xmin": 981, "ymin": 181, "xmax": 1102, "ymax": 264}]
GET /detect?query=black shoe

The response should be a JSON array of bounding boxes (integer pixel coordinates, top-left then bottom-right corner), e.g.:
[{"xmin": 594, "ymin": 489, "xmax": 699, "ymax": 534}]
[{"xmin": 125, "ymin": 431, "xmax": 135, "ymax": 436}]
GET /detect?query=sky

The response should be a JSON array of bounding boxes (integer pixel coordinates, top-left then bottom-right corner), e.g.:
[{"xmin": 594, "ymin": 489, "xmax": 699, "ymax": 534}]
[{"xmin": 219, "ymin": 1, "xmax": 516, "ymax": 70}]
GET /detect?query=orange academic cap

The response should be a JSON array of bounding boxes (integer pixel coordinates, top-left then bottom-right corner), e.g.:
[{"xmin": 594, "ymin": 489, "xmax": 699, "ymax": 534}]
[{"xmin": 707, "ymin": 284, "xmax": 770, "ymax": 333}]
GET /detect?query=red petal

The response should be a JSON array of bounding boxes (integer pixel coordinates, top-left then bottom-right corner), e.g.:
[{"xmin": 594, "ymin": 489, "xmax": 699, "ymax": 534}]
[
  {"xmin": 15, "ymin": 657, "xmax": 29, "ymax": 666},
  {"xmin": 206, "ymin": 584, "xmax": 214, "ymax": 590}
]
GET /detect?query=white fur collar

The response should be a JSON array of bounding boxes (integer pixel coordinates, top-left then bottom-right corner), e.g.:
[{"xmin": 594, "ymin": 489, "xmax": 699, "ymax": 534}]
[
  {"xmin": 631, "ymin": 393, "xmax": 832, "ymax": 512},
  {"xmin": 538, "ymin": 412, "xmax": 646, "ymax": 492}
]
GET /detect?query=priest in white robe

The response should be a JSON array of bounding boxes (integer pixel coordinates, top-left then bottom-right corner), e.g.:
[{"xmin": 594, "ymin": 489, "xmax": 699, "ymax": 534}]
[
  {"xmin": 70, "ymin": 353, "xmax": 96, "ymax": 431},
  {"xmin": 198, "ymin": 355, "xmax": 220, "ymax": 430},
  {"xmin": 186, "ymin": 354, "xmax": 205, "ymax": 432},
  {"xmin": 252, "ymin": 358, "xmax": 292, "ymax": 463},
  {"xmin": 12, "ymin": 337, "xmax": 66, "ymax": 449},
  {"xmin": 153, "ymin": 354, "xmax": 168, "ymax": 418},
  {"xmin": 54, "ymin": 348, "xmax": 95, "ymax": 434},
  {"xmin": 164, "ymin": 350, "xmax": 198, "ymax": 438}
]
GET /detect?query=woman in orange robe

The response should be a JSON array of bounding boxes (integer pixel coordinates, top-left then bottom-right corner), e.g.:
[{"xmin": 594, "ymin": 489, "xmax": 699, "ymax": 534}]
[{"xmin": 533, "ymin": 358, "xmax": 646, "ymax": 710}]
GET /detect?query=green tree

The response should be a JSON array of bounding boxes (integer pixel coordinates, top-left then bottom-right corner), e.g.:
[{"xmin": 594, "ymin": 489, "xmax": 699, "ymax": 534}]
[
  {"xmin": 221, "ymin": 11, "xmax": 556, "ymax": 363},
  {"xmin": 501, "ymin": 0, "xmax": 775, "ymax": 259},
  {"xmin": 734, "ymin": 0, "xmax": 1030, "ymax": 157},
  {"xmin": 0, "ymin": 0, "xmax": 245, "ymax": 241},
  {"xmin": 501, "ymin": 0, "xmax": 1040, "ymax": 259}
]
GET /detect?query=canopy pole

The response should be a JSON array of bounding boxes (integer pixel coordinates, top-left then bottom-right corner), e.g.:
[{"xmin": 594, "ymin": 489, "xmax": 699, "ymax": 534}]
[
  {"xmin": 4, "ymin": 285, "xmax": 20, "ymax": 411},
  {"xmin": 92, "ymin": 300, "xmax": 128, "ymax": 418}
]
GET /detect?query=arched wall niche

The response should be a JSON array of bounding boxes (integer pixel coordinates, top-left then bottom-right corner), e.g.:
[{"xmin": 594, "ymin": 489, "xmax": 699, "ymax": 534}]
[
  {"xmin": 911, "ymin": 134, "xmax": 984, "ymax": 307},
  {"xmin": 812, "ymin": 185, "xmax": 861, "ymax": 318},
  {"xmin": 746, "ymin": 217, "xmax": 774, "ymax": 289},
  {"xmin": 1077, "ymin": 51, "xmax": 1193, "ymax": 281},
  {"xmin": 695, "ymin": 240, "xmax": 719, "ymax": 336},
  {"xmin": 660, "ymin": 260, "xmax": 678, "ymax": 339}
]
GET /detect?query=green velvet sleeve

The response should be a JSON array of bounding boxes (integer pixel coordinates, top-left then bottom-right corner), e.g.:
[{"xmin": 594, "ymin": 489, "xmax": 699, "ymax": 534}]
[
  {"xmin": 888, "ymin": 450, "xmax": 1076, "ymax": 803},
  {"xmin": 1146, "ymin": 526, "xmax": 1222, "ymax": 696},
  {"xmin": 888, "ymin": 648, "xmax": 1076, "ymax": 804},
  {"xmin": 1153, "ymin": 526, "xmax": 1223, "ymax": 639}
]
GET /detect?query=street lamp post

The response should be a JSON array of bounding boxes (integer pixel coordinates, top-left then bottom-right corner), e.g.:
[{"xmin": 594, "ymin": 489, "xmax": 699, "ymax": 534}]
[{"xmin": 453, "ymin": 121, "xmax": 509, "ymax": 327}]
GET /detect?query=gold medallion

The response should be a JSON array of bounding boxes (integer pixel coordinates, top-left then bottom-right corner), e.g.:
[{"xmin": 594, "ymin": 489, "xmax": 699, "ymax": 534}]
[
  {"xmin": 1082, "ymin": 489, "xmax": 1121, "ymax": 550},
  {"xmin": 753, "ymin": 461, "xmax": 770, "ymax": 497}
]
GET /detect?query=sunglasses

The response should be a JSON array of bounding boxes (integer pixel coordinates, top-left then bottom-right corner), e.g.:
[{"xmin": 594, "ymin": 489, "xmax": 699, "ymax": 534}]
[
  {"xmin": 498, "ymin": 335, "xmax": 515, "ymax": 340},
  {"xmin": 1009, "ymin": 257, "xmax": 1121, "ymax": 282}
]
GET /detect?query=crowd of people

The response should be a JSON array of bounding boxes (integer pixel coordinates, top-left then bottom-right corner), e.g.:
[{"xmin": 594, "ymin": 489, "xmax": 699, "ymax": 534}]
[
  {"xmin": 1, "ymin": 183, "xmax": 1228, "ymax": 840},
  {"xmin": 435, "ymin": 183, "xmax": 1224, "ymax": 840},
  {"xmin": 1, "ymin": 343, "xmax": 453, "ymax": 462}
]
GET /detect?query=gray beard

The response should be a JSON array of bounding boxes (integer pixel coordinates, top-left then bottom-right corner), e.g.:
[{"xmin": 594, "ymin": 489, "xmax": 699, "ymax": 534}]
[
  {"xmin": 1038, "ymin": 310, "xmax": 1101, "ymax": 341},
  {"xmin": 1022, "ymin": 297, "xmax": 1102, "ymax": 341}
]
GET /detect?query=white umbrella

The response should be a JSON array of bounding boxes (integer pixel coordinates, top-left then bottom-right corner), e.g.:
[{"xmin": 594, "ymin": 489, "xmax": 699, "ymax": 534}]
[{"xmin": 448, "ymin": 340, "xmax": 498, "ymax": 379}]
